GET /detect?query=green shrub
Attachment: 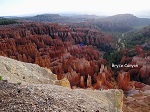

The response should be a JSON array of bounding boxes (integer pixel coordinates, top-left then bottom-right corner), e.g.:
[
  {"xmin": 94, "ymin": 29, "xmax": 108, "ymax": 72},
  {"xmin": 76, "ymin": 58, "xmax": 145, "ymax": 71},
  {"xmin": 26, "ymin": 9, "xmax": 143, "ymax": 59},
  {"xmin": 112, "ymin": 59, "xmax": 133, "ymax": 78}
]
[
  {"xmin": 0, "ymin": 76, "xmax": 2, "ymax": 81},
  {"xmin": 104, "ymin": 50, "xmax": 122, "ymax": 66}
]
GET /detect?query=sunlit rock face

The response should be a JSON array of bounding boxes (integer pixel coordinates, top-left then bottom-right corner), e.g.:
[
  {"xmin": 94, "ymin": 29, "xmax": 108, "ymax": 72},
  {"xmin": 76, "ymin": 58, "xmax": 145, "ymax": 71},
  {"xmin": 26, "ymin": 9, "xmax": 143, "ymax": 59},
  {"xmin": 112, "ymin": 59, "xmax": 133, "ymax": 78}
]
[
  {"xmin": 117, "ymin": 72, "xmax": 131, "ymax": 91},
  {"xmin": 0, "ymin": 56, "xmax": 57, "ymax": 85}
]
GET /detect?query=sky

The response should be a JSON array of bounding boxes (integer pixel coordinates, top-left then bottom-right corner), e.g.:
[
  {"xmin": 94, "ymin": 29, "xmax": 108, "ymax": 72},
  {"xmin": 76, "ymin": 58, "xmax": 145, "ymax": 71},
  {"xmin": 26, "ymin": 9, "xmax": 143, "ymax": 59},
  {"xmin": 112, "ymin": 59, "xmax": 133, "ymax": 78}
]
[{"xmin": 0, "ymin": 0, "xmax": 150, "ymax": 17}]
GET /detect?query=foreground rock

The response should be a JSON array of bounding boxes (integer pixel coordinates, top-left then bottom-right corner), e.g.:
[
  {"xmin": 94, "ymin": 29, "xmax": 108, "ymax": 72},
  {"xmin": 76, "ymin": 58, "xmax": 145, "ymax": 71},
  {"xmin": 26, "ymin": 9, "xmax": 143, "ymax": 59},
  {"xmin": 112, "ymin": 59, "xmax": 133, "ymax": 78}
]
[
  {"xmin": 0, "ymin": 56, "xmax": 70, "ymax": 88},
  {"xmin": 0, "ymin": 56, "xmax": 56, "ymax": 84},
  {"xmin": 0, "ymin": 81, "xmax": 123, "ymax": 112},
  {"xmin": 0, "ymin": 56, "xmax": 123, "ymax": 111}
]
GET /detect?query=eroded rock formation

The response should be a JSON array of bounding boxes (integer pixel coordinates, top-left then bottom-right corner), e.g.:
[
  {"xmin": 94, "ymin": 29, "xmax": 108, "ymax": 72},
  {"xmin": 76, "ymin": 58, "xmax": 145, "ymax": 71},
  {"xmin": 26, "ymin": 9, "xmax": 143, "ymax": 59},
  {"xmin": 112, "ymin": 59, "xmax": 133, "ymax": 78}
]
[
  {"xmin": 0, "ymin": 22, "xmax": 149, "ymax": 92},
  {"xmin": 120, "ymin": 47, "xmax": 150, "ymax": 85},
  {"xmin": 0, "ymin": 22, "xmax": 111, "ymax": 88}
]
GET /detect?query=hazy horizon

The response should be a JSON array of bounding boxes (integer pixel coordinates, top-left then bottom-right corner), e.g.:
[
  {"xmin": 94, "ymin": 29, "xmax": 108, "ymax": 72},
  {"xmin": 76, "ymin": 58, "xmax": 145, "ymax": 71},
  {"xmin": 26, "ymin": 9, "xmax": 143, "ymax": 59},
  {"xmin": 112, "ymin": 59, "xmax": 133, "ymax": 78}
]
[{"xmin": 0, "ymin": 0, "xmax": 150, "ymax": 18}]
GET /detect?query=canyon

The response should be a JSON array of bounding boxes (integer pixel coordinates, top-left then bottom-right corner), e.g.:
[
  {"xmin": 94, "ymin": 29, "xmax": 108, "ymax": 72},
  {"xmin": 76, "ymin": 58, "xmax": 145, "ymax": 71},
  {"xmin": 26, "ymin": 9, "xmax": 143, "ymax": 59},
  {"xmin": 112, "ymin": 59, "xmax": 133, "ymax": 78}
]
[{"xmin": 0, "ymin": 16, "xmax": 150, "ymax": 111}]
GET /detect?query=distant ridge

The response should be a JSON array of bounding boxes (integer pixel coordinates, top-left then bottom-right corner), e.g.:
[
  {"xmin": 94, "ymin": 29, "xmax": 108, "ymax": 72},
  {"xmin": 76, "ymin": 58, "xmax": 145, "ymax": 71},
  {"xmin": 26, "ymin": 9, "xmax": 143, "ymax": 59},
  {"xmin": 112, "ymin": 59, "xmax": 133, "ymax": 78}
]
[
  {"xmin": 105, "ymin": 14, "xmax": 150, "ymax": 26},
  {"xmin": 87, "ymin": 14, "xmax": 150, "ymax": 32},
  {"xmin": 2, "ymin": 13, "xmax": 150, "ymax": 32},
  {"xmin": 106, "ymin": 14, "xmax": 137, "ymax": 21},
  {"xmin": 35, "ymin": 14, "xmax": 61, "ymax": 17}
]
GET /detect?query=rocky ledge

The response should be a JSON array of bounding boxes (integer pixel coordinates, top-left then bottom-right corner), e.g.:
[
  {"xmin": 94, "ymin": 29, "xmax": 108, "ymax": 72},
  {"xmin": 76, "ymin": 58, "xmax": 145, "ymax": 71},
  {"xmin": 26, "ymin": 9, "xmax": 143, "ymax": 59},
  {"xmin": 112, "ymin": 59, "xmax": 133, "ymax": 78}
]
[{"xmin": 0, "ymin": 81, "xmax": 123, "ymax": 112}]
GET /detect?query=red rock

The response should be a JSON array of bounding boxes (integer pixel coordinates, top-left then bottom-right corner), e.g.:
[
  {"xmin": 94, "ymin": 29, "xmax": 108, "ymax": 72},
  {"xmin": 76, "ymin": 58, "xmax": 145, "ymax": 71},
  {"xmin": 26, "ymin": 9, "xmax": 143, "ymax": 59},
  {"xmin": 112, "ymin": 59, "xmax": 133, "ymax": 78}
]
[
  {"xmin": 117, "ymin": 72, "xmax": 131, "ymax": 91},
  {"xmin": 80, "ymin": 76, "xmax": 85, "ymax": 88},
  {"xmin": 87, "ymin": 75, "xmax": 92, "ymax": 88},
  {"xmin": 0, "ymin": 22, "xmax": 115, "ymax": 90},
  {"xmin": 64, "ymin": 70, "xmax": 80, "ymax": 87}
]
